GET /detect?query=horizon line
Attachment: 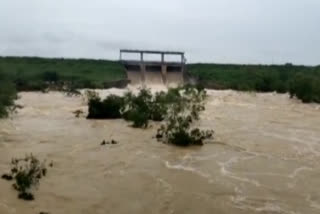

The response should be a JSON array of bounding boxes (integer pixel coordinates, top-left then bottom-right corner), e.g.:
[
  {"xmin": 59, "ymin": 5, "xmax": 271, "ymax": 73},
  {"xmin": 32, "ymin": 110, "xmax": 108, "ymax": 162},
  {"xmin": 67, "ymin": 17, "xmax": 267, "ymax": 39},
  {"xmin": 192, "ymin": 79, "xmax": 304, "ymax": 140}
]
[{"xmin": 0, "ymin": 55, "xmax": 318, "ymax": 67}]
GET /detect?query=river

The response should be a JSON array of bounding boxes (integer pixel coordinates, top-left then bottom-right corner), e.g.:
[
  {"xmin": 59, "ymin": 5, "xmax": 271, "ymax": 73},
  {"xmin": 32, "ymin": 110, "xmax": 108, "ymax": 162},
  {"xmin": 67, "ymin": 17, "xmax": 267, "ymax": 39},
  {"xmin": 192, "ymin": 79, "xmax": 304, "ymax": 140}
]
[{"xmin": 0, "ymin": 89, "xmax": 319, "ymax": 214}]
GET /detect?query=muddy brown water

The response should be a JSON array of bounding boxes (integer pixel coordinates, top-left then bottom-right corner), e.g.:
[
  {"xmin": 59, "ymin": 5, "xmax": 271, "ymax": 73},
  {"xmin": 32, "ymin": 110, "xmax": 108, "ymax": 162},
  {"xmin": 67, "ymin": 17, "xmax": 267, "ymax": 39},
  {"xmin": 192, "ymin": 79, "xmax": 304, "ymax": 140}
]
[{"xmin": 0, "ymin": 88, "xmax": 320, "ymax": 214}]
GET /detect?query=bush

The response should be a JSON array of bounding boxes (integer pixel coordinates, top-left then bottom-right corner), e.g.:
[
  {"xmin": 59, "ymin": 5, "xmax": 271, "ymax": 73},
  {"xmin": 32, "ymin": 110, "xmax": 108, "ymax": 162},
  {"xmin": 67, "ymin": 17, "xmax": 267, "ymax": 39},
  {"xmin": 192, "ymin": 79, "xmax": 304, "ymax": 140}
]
[
  {"xmin": 1, "ymin": 154, "xmax": 49, "ymax": 201},
  {"xmin": 289, "ymin": 74, "xmax": 320, "ymax": 103},
  {"xmin": 121, "ymin": 89, "xmax": 154, "ymax": 128},
  {"xmin": 123, "ymin": 107, "xmax": 150, "ymax": 128},
  {"xmin": 86, "ymin": 85, "xmax": 209, "ymax": 127},
  {"xmin": 120, "ymin": 86, "xmax": 203, "ymax": 128},
  {"xmin": 86, "ymin": 86, "xmax": 214, "ymax": 147},
  {"xmin": 157, "ymin": 119, "xmax": 213, "ymax": 146},
  {"xmin": 156, "ymin": 85, "xmax": 213, "ymax": 146},
  {"xmin": 86, "ymin": 88, "xmax": 167, "ymax": 127},
  {"xmin": 87, "ymin": 95, "xmax": 124, "ymax": 119},
  {"xmin": 0, "ymin": 74, "xmax": 17, "ymax": 118}
]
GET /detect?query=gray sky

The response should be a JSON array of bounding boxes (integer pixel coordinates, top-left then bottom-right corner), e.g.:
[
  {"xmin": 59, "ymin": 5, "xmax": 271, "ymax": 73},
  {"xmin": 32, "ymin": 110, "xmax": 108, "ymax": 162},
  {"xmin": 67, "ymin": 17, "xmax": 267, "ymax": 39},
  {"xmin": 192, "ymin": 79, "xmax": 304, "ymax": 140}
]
[{"xmin": 0, "ymin": 0, "xmax": 319, "ymax": 65}]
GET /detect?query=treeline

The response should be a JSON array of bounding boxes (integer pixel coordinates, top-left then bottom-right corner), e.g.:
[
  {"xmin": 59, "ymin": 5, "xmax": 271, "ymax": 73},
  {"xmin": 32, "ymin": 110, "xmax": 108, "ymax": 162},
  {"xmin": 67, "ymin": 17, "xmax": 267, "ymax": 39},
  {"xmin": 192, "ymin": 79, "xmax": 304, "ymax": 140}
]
[
  {"xmin": 188, "ymin": 63, "xmax": 320, "ymax": 103},
  {"xmin": 0, "ymin": 56, "xmax": 126, "ymax": 91}
]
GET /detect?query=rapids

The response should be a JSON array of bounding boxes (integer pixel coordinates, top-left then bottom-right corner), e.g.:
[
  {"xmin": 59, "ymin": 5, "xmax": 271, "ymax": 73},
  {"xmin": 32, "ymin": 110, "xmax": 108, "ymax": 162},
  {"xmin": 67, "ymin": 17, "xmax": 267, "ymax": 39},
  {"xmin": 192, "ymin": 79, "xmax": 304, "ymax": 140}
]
[{"xmin": 0, "ymin": 89, "xmax": 319, "ymax": 214}]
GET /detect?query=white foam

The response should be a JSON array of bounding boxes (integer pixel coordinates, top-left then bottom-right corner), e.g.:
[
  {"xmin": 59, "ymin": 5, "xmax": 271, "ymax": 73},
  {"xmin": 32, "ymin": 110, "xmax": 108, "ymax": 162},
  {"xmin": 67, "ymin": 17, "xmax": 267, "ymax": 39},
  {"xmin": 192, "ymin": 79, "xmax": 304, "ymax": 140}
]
[
  {"xmin": 219, "ymin": 156, "xmax": 261, "ymax": 187},
  {"xmin": 164, "ymin": 161, "xmax": 211, "ymax": 179},
  {"xmin": 288, "ymin": 167, "xmax": 313, "ymax": 179},
  {"xmin": 256, "ymin": 203, "xmax": 284, "ymax": 213},
  {"xmin": 235, "ymin": 201, "xmax": 298, "ymax": 214}
]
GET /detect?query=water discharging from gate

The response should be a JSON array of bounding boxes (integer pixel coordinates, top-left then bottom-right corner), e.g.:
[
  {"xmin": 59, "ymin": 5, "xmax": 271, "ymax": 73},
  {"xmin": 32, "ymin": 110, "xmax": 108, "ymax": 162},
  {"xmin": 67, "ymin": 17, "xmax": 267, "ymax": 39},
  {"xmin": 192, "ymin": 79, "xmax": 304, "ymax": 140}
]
[{"xmin": 127, "ymin": 70, "xmax": 184, "ymax": 87}]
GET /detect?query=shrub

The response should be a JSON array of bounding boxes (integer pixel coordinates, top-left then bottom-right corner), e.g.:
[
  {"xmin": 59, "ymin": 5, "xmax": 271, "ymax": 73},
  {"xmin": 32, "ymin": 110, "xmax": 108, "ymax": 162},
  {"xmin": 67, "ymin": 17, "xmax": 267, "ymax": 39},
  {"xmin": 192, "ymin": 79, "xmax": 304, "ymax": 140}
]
[
  {"xmin": 120, "ymin": 86, "xmax": 200, "ymax": 128},
  {"xmin": 156, "ymin": 85, "xmax": 213, "ymax": 146},
  {"xmin": 157, "ymin": 118, "xmax": 214, "ymax": 146},
  {"xmin": 289, "ymin": 74, "xmax": 320, "ymax": 103},
  {"xmin": 123, "ymin": 108, "xmax": 150, "ymax": 128},
  {"xmin": 87, "ymin": 95, "xmax": 124, "ymax": 119},
  {"xmin": 149, "ymin": 97, "xmax": 167, "ymax": 121},
  {"xmin": 86, "ymin": 85, "xmax": 215, "ymax": 147},
  {"xmin": 1, "ymin": 154, "xmax": 48, "ymax": 201},
  {"xmin": 86, "ymin": 88, "xmax": 166, "ymax": 127},
  {"xmin": 0, "ymin": 77, "xmax": 17, "ymax": 118},
  {"xmin": 121, "ymin": 89, "xmax": 154, "ymax": 128}
]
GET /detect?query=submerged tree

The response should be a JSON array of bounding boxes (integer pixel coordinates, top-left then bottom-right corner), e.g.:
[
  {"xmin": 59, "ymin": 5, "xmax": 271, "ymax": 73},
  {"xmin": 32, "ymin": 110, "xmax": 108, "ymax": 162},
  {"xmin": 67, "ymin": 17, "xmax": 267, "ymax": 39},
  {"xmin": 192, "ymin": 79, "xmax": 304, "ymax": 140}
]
[
  {"xmin": 156, "ymin": 85, "xmax": 214, "ymax": 146},
  {"xmin": 87, "ymin": 90, "xmax": 124, "ymax": 119},
  {"xmin": 86, "ymin": 85, "xmax": 214, "ymax": 146}
]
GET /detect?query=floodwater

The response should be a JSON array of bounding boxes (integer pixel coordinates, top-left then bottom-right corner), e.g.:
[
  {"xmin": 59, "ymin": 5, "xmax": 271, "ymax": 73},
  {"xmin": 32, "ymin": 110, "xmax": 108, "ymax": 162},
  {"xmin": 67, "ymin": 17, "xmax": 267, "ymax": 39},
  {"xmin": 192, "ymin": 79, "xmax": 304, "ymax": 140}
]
[{"xmin": 0, "ymin": 88, "xmax": 320, "ymax": 214}]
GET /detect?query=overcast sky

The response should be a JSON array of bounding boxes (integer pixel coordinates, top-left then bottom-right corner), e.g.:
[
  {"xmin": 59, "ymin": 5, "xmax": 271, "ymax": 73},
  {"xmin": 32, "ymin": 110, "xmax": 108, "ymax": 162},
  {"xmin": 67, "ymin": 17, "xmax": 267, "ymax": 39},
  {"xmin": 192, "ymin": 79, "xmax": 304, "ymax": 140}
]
[{"xmin": 0, "ymin": 0, "xmax": 319, "ymax": 65}]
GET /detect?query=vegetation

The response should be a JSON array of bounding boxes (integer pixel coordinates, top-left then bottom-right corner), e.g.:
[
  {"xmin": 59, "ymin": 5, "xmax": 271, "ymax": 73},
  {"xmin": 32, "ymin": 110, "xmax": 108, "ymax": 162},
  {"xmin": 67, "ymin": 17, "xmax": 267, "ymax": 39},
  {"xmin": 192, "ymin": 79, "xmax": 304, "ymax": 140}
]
[
  {"xmin": 289, "ymin": 73, "xmax": 320, "ymax": 103},
  {"xmin": 188, "ymin": 63, "xmax": 320, "ymax": 103},
  {"xmin": 0, "ymin": 56, "xmax": 319, "ymax": 106},
  {"xmin": 1, "ymin": 154, "xmax": 49, "ymax": 201},
  {"xmin": 86, "ymin": 88, "xmax": 168, "ymax": 127},
  {"xmin": 121, "ymin": 86, "xmax": 207, "ymax": 128},
  {"xmin": 87, "ymin": 94, "xmax": 124, "ymax": 119},
  {"xmin": 0, "ymin": 71, "xmax": 17, "ymax": 118},
  {"xmin": 156, "ymin": 85, "xmax": 214, "ymax": 146},
  {"xmin": 121, "ymin": 89, "xmax": 169, "ymax": 128},
  {"xmin": 0, "ymin": 56, "xmax": 126, "ymax": 91},
  {"xmin": 87, "ymin": 85, "xmax": 214, "ymax": 146}
]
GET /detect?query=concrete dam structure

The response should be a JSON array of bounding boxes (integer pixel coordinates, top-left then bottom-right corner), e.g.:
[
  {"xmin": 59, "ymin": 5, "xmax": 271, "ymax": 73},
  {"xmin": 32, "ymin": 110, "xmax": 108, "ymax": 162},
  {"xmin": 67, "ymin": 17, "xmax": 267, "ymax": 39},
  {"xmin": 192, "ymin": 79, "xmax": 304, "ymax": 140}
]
[{"xmin": 120, "ymin": 49, "xmax": 186, "ymax": 86}]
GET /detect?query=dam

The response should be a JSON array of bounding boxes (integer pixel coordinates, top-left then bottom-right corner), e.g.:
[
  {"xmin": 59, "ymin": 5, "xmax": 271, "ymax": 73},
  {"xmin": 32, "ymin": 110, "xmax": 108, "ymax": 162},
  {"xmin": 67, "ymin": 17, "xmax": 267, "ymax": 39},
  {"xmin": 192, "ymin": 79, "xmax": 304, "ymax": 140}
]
[{"xmin": 120, "ymin": 49, "xmax": 186, "ymax": 86}]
